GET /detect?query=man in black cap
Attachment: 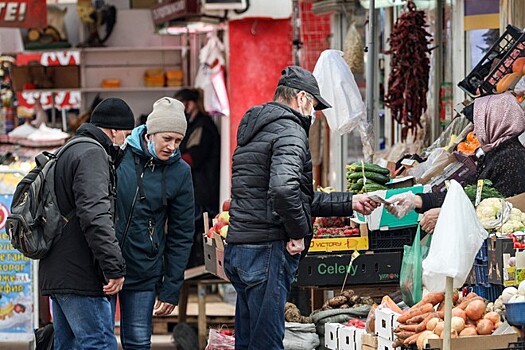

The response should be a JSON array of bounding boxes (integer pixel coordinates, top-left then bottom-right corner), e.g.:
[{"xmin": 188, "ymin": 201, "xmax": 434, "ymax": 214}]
[
  {"xmin": 39, "ymin": 97, "xmax": 135, "ymax": 350},
  {"xmin": 225, "ymin": 66, "xmax": 379, "ymax": 350}
]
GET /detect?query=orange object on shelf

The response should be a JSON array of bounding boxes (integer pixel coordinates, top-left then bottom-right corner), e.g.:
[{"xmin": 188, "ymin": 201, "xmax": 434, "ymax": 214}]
[
  {"xmin": 457, "ymin": 131, "xmax": 480, "ymax": 155},
  {"xmin": 101, "ymin": 79, "xmax": 121, "ymax": 88},
  {"xmin": 144, "ymin": 68, "xmax": 165, "ymax": 87}
]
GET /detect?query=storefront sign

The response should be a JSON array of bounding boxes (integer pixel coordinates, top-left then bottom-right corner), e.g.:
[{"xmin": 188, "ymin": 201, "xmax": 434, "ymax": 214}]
[
  {"xmin": 17, "ymin": 91, "xmax": 81, "ymax": 110},
  {"xmin": 0, "ymin": 195, "xmax": 34, "ymax": 341},
  {"xmin": 16, "ymin": 50, "xmax": 80, "ymax": 66},
  {"xmin": 0, "ymin": 0, "xmax": 46, "ymax": 28},
  {"xmin": 151, "ymin": 0, "xmax": 200, "ymax": 25}
]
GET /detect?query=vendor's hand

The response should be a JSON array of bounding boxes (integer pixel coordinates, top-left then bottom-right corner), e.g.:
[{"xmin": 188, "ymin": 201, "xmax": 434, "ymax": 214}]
[
  {"xmin": 154, "ymin": 300, "xmax": 176, "ymax": 316},
  {"xmin": 385, "ymin": 192, "xmax": 422, "ymax": 218},
  {"xmin": 420, "ymin": 208, "xmax": 440, "ymax": 234},
  {"xmin": 352, "ymin": 194, "xmax": 380, "ymax": 215},
  {"xmin": 103, "ymin": 277, "xmax": 124, "ymax": 295},
  {"xmin": 287, "ymin": 238, "xmax": 305, "ymax": 255}
]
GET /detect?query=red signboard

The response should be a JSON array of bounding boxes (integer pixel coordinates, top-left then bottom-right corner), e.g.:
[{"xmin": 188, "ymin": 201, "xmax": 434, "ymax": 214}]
[
  {"xmin": 0, "ymin": 0, "xmax": 47, "ymax": 28},
  {"xmin": 151, "ymin": 0, "xmax": 200, "ymax": 25},
  {"xmin": 17, "ymin": 91, "xmax": 81, "ymax": 111},
  {"xmin": 16, "ymin": 51, "xmax": 80, "ymax": 66}
]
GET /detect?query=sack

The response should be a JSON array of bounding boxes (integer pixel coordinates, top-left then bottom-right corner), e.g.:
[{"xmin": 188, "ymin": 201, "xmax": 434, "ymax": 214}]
[
  {"xmin": 35, "ymin": 323, "xmax": 54, "ymax": 350},
  {"xmin": 400, "ymin": 226, "xmax": 432, "ymax": 307},
  {"xmin": 283, "ymin": 322, "xmax": 319, "ymax": 350},
  {"xmin": 422, "ymin": 180, "xmax": 488, "ymax": 292},
  {"xmin": 6, "ymin": 137, "xmax": 102, "ymax": 259}
]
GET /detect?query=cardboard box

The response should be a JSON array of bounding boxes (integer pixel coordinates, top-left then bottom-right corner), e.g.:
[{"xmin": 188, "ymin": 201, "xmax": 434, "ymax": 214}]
[
  {"xmin": 295, "ymin": 251, "xmax": 402, "ymax": 287},
  {"xmin": 374, "ymin": 308, "xmax": 400, "ymax": 341},
  {"xmin": 361, "ymin": 333, "xmax": 378, "ymax": 348},
  {"xmin": 507, "ymin": 192, "xmax": 525, "ymax": 212},
  {"xmin": 10, "ymin": 65, "xmax": 80, "ymax": 91},
  {"xmin": 427, "ymin": 333, "xmax": 518, "ymax": 350},
  {"xmin": 385, "ymin": 176, "xmax": 415, "ymax": 189},
  {"xmin": 377, "ymin": 336, "xmax": 400, "ymax": 350},
  {"xmin": 488, "ymin": 236, "xmax": 516, "ymax": 286},
  {"xmin": 202, "ymin": 233, "xmax": 229, "ymax": 281},
  {"xmin": 339, "ymin": 326, "xmax": 366, "ymax": 350},
  {"xmin": 355, "ymin": 185, "xmax": 429, "ymax": 231},
  {"xmin": 361, "ymin": 346, "xmax": 375, "ymax": 350},
  {"xmin": 324, "ymin": 323, "xmax": 344, "ymax": 350},
  {"xmin": 429, "ymin": 152, "xmax": 477, "ymax": 194}
]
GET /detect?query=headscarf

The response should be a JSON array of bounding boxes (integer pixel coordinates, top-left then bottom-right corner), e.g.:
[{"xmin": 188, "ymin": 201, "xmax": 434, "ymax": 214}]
[{"xmin": 473, "ymin": 92, "xmax": 525, "ymax": 152}]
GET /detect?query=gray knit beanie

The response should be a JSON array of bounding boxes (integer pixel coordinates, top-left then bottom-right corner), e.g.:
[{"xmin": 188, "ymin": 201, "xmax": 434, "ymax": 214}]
[{"xmin": 146, "ymin": 97, "xmax": 187, "ymax": 136}]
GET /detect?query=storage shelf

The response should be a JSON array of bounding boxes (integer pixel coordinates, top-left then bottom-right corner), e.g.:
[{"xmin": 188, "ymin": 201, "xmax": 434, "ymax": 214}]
[{"xmin": 82, "ymin": 86, "xmax": 188, "ymax": 93}]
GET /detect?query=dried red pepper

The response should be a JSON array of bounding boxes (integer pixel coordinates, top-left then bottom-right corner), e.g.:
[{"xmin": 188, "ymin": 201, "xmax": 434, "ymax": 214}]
[{"xmin": 384, "ymin": 0, "xmax": 433, "ymax": 141}]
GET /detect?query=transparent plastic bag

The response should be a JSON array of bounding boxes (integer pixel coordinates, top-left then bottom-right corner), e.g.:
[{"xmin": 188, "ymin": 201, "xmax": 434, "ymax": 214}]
[
  {"xmin": 422, "ymin": 180, "xmax": 488, "ymax": 292},
  {"xmin": 205, "ymin": 327, "xmax": 235, "ymax": 350},
  {"xmin": 400, "ymin": 226, "xmax": 432, "ymax": 306}
]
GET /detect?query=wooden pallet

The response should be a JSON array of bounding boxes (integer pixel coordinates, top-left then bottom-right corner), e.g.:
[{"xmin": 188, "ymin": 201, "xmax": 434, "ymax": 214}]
[{"xmin": 152, "ymin": 315, "xmax": 235, "ymax": 335}]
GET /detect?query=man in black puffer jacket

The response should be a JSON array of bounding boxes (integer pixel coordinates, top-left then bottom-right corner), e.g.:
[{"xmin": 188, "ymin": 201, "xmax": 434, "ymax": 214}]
[
  {"xmin": 40, "ymin": 97, "xmax": 134, "ymax": 350},
  {"xmin": 225, "ymin": 66, "xmax": 379, "ymax": 350}
]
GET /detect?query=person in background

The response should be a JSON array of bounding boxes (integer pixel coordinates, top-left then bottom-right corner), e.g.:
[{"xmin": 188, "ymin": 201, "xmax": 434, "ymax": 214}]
[
  {"xmin": 387, "ymin": 92, "xmax": 525, "ymax": 233},
  {"xmin": 112, "ymin": 97, "xmax": 195, "ymax": 350},
  {"xmin": 225, "ymin": 66, "xmax": 380, "ymax": 350},
  {"xmin": 41, "ymin": 97, "xmax": 134, "ymax": 350},
  {"xmin": 174, "ymin": 88, "xmax": 220, "ymax": 268}
]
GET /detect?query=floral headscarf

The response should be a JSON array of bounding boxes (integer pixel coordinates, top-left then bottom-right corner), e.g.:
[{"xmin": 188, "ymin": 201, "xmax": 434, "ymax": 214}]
[{"xmin": 473, "ymin": 92, "xmax": 525, "ymax": 152}]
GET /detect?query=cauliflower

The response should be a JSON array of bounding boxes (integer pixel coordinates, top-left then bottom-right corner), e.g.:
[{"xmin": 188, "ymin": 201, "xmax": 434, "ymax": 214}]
[
  {"xmin": 501, "ymin": 222, "xmax": 515, "ymax": 235},
  {"xmin": 476, "ymin": 198, "xmax": 504, "ymax": 221},
  {"xmin": 510, "ymin": 208, "xmax": 523, "ymax": 222}
]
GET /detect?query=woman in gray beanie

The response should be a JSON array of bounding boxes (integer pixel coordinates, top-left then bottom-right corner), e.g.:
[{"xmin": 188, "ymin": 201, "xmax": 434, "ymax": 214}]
[{"xmin": 111, "ymin": 97, "xmax": 195, "ymax": 349}]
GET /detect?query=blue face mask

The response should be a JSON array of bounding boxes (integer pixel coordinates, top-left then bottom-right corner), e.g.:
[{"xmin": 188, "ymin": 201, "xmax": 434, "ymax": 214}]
[
  {"xmin": 147, "ymin": 139, "xmax": 158, "ymax": 158},
  {"xmin": 310, "ymin": 109, "xmax": 316, "ymax": 125}
]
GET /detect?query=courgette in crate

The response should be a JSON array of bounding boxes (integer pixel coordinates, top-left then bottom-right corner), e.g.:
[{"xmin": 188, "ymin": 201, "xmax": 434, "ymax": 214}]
[
  {"xmin": 346, "ymin": 162, "xmax": 390, "ymax": 175},
  {"xmin": 347, "ymin": 171, "xmax": 390, "ymax": 184}
]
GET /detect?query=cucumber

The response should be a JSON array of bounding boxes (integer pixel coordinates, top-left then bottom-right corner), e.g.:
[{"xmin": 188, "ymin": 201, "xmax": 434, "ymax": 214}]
[
  {"xmin": 347, "ymin": 171, "xmax": 389, "ymax": 184},
  {"xmin": 346, "ymin": 162, "xmax": 390, "ymax": 175},
  {"xmin": 350, "ymin": 182, "xmax": 363, "ymax": 191},
  {"xmin": 362, "ymin": 183, "xmax": 387, "ymax": 193}
]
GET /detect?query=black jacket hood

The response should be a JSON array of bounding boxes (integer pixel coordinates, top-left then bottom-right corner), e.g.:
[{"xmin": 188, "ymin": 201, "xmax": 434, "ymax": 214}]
[{"xmin": 237, "ymin": 102, "xmax": 311, "ymax": 146}]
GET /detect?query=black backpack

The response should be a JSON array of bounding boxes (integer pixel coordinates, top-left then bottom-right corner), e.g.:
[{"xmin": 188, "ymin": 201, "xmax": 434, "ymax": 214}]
[{"xmin": 6, "ymin": 137, "xmax": 103, "ymax": 259}]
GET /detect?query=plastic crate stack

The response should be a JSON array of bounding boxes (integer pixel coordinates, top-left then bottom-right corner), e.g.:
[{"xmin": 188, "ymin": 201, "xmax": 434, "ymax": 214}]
[
  {"xmin": 368, "ymin": 226, "xmax": 417, "ymax": 252},
  {"xmin": 469, "ymin": 240, "xmax": 504, "ymax": 302}
]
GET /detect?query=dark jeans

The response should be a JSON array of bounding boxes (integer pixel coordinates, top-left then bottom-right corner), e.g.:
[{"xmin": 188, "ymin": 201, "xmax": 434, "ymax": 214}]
[
  {"xmin": 224, "ymin": 240, "xmax": 300, "ymax": 350},
  {"xmin": 51, "ymin": 294, "xmax": 117, "ymax": 350},
  {"xmin": 110, "ymin": 289, "xmax": 157, "ymax": 350}
]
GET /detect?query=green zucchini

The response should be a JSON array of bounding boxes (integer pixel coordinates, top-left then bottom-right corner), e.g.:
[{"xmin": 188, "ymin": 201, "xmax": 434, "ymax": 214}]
[
  {"xmin": 362, "ymin": 183, "xmax": 387, "ymax": 193},
  {"xmin": 347, "ymin": 171, "xmax": 389, "ymax": 184},
  {"xmin": 350, "ymin": 182, "xmax": 363, "ymax": 191}
]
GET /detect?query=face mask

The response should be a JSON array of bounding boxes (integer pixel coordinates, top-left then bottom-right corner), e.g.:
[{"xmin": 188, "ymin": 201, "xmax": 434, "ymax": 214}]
[
  {"xmin": 310, "ymin": 108, "xmax": 316, "ymax": 125},
  {"xmin": 113, "ymin": 131, "xmax": 128, "ymax": 151},
  {"xmin": 147, "ymin": 139, "xmax": 158, "ymax": 159}
]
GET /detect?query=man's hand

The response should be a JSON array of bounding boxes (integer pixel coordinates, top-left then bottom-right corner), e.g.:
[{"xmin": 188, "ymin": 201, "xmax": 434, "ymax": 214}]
[
  {"xmin": 420, "ymin": 208, "xmax": 440, "ymax": 234},
  {"xmin": 154, "ymin": 300, "xmax": 176, "ymax": 316},
  {"xmin": 352, "ymin": 194, "xmax": 380, "ymax": 215},
  {"xmin": 286, "ymin": 238, "xmax": 305, "ymax": 255},
  {"xmin": 103, "ymin": 277, "xmax": 124, "ymax": 295}
]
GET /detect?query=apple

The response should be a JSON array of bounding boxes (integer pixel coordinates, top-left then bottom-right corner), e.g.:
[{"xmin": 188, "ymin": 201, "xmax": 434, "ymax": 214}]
[
  {"xmin": 214, "ymin": 221, "xmax": 226, "ymax": 233},
  {"xmin": 207, "ymin": 227, "xmax": 214, "ymax": 238},
  {"xmin": 218, "ymin": 211, "xmax": 230, "ymax": 225},
  {"xmin": 222, "ymin": 199, "xmax": 231, "ymax": 212},
  {"xmin": 219, "ymin": 225, "xmax": 228, "ymax": 239}
]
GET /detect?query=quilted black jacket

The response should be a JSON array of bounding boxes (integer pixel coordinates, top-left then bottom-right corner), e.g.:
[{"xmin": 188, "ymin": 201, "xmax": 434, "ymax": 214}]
[{"xmin": 227, "ymin": 102, "xmax": 354, "ymax": 245}]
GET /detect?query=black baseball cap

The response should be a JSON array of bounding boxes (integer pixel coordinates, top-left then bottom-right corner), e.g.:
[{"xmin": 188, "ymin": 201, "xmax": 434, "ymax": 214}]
[{"xmin": 277, "ymin": 66, "xmax": 332, "ymax": 111}]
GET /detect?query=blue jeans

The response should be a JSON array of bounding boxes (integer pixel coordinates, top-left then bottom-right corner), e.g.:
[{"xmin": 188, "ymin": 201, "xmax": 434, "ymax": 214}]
[
  {"xmin": 51, "ymin": 294, "xmax": 117, "ymax": 350},
  {"xmin": 224, "ymin": 240, "xmax": 300, "ymax": 350},
  {"xmin": 111, "ymin": 289, "xmax": 156, "ymax": 350}
]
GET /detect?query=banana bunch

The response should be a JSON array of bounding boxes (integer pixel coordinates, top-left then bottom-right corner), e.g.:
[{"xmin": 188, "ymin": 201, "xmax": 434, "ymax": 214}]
[{"xmin": 317, "ymin": 186, "xmax": 337, "ymax": 193}]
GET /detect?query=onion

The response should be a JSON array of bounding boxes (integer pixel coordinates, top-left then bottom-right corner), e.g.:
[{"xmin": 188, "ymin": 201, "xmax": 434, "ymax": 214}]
[
  {"xmin": 484, "ymin": 311, "xmax": 500, "ymax": 324},
  {"xmin": 452, "ymin": 307, "xmax": 467, "ymax": 321},
  {"xmin": 451, "ymin": 316, "xmax": 465, "ymax": 333},
  {"xmin": 465, "ymin": 299, "xmax": 486, "ymax": 321},
  {"xmin": 440, "ymin": 329, "xmax": 458, "ymax": 339},
  {"xmin": 434, "ymin": 321, "xmax": 445, "ymax": 336},
  {"xmin": 494, "ymin": 321, "xmax": 503, "ymax": 329},
  {"xmin": 416, "ymin": 330, "xmax": 434, "ymax": 350},
  {"xmin": 476, "ymin": 319, "xmax": 494, "ymax": 335},
  {"xmin": 423, "ymin": 333, "xmax": 440, "ymax": 348},
  {"xmin": 459, "ymin": 327, "xmax": 478, "ymax": 337},
  {"xmin": 426, "ymin": 317, "xmax": 440, "ymax": 331}
]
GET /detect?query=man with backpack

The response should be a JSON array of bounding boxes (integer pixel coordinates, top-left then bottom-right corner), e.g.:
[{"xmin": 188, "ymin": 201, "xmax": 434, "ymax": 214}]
[{"xmin": 39, "ymin": 97, "xmax": 135, "ymax": 350}]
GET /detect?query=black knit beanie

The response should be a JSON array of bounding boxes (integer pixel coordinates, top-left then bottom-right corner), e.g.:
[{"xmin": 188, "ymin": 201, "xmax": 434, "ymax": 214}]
[{"xmin": 90, "ymin": 97, "xmax": 135, "ymax": 130}]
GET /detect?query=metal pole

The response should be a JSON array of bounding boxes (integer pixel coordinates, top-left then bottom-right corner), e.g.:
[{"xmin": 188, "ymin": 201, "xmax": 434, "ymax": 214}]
[
  {"xmin": 432, "ymin": 0, "xmax": 444, "ymax": 143},
  {"xmin": 366, "ymin": 0, "xmax": 377, "ymax": 160}
]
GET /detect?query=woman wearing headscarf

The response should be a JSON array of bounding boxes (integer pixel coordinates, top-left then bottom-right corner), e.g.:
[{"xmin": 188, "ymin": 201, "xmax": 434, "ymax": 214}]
[{"xmin": 387, "ymin": 92, "xmax": 525, "ymax": 232}]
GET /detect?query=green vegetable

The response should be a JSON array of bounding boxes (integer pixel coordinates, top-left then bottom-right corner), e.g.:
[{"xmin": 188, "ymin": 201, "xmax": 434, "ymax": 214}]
[
  {"xmin": 464, "ymin": 179, "xmax": 502, "ymax": 205},
  {"xmin": 362, "ymin": 183, "xmax": 387, "ymax": 193},
  {"xmin": 346, "ymin": 162, "xmax": 390, "ymax": 175},
  {"xmin": 347, "ymin": 171, "xmax": 390, "ymax": 184},
  {"xmin": 351, "ymin": 182, "xmax": 363, "ymax": 191}
]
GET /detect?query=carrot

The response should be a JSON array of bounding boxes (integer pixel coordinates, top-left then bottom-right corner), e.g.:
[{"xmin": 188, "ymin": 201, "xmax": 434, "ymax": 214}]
[
  {"xmin": 392, "ymin": 340, "xmax": 404, "ymax": 348},
  {"xmin": 456, "ymin": 296, "xmax": 483, "ymax": 310},
  {"xmin": 397, "ymin": 303, "xmax": 434, "ymax": 323},
  {"xmin": 406, "ymin": 312, "xmax": 431, "ymax": 325},
  {"xmin": 437, "ymin": 300, "xmax": 445, "ymax": 311},
  {"xmin": 404, "ymin": 332, "xmax": 423, "ymax": 345},
  {"xmin": 414, "ymin": 312, "xmax": 436, "ymax": 333},
  {"xmin": 452, "ymin": 290, "xmax": 460, "ymax": 305},
  {"xmin": 409, "ymin": 293, "xmax": 444, "ymax": 310},
  {"xmin": 382, "ymin": 295, "xmax": 403, "ymax": 314},
  {"xmin": 394, "ymin": 331, "xmax": 416, "ymax": 340},
  {"xmin": 397, "ymin": 324, "xmax": 418, "ymax": 332}
]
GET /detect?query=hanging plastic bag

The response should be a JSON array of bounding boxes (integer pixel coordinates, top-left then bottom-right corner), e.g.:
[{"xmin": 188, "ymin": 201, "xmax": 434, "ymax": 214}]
[
  {"xmin": 422, "ymin": 180, "xmax": 488, "ymax": 292},
  {"xmin": 400, "ymin": 226, "xmax": 432, "ymax": 306},
  {"xmin": 313, "ymin": 50, "xmax": 366, "ymax": 135},
  {"xmin": 205, "ymin": 327, "xmax": 235, "ymax": 350}
]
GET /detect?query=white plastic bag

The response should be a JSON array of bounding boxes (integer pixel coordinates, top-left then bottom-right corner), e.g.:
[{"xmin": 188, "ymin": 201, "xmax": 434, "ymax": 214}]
[
  {"xmin": 313, "ymin": 50, "xmax": 366, "ymax": 135},
  {"xmin": 422, "ymin": 180, "xmax": 488, "ymax": 292}
]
